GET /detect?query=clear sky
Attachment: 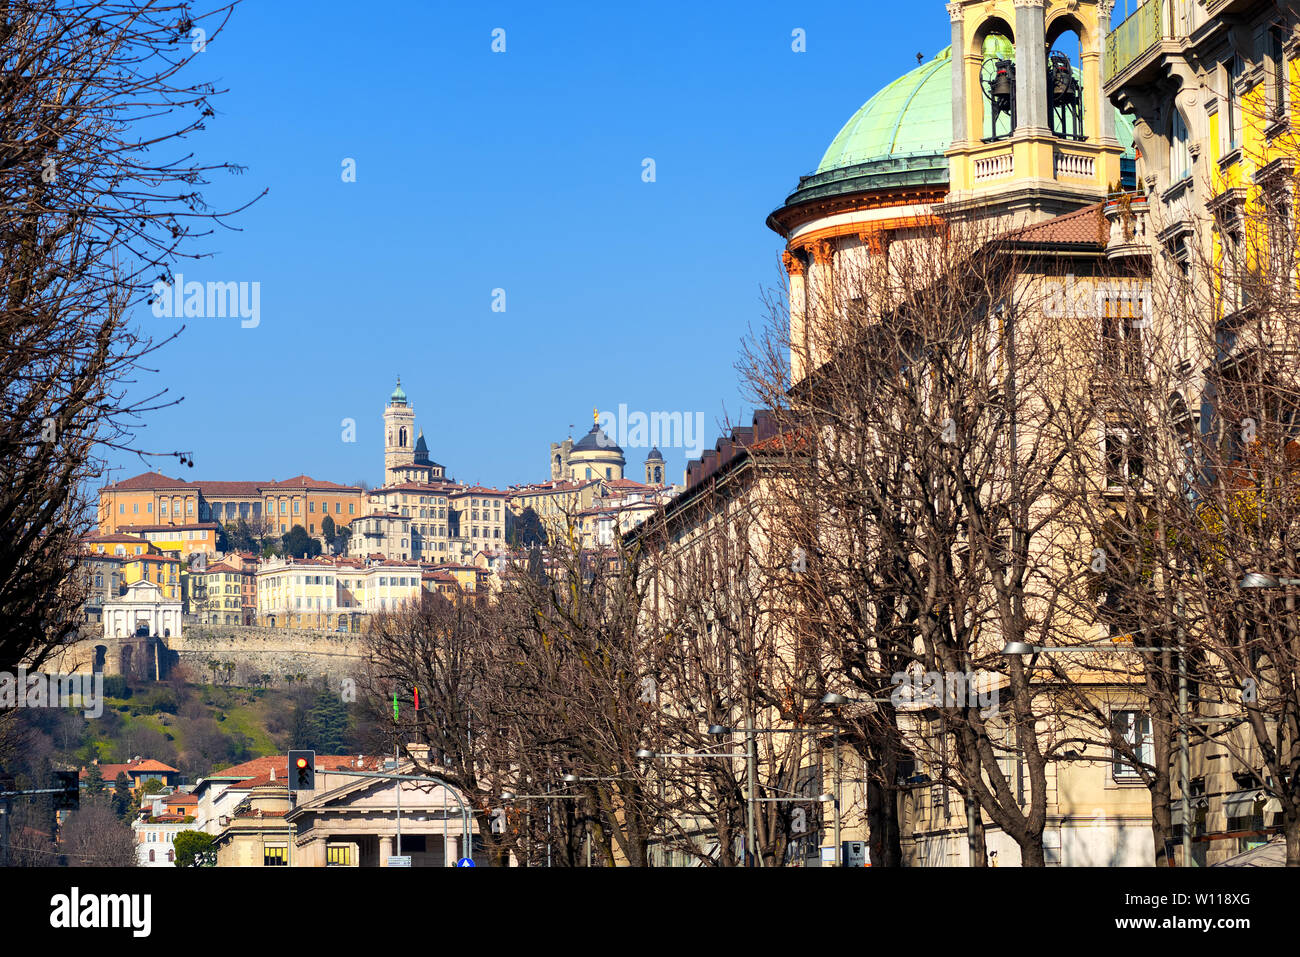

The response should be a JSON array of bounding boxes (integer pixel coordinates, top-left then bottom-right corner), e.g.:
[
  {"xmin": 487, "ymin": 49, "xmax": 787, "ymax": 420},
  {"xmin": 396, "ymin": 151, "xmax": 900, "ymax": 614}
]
[{"xmin": 107, "ymin": 0, "xmax": 957, "ymax": 491}]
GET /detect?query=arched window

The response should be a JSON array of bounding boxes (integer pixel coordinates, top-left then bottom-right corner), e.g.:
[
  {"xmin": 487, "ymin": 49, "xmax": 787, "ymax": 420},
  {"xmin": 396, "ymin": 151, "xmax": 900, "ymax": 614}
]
[
  {"xmin": 1046, "ymin": 24, "xmax": 1085, "ymax": 140},
  {"xmin": 149, "ymin": 849, "xmax": 155, "ymax": 862},
  {"xmin": 979, "ymin": 27, "xmax": 1016, "ymax": 141}
]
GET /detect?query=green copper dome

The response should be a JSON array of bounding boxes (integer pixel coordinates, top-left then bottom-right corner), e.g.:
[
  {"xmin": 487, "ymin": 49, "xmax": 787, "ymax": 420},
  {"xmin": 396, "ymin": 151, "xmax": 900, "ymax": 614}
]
[
  {"xmin": 769, "ymin": 46, "xmax": 1136, "ymax": 226},
  {"xmin": 389, "ymin": 377, "xmax": 407, "ymax": 406},
  {"xmin": 817, "ymin": 47, "xmax": 958, "ymax": 173}
]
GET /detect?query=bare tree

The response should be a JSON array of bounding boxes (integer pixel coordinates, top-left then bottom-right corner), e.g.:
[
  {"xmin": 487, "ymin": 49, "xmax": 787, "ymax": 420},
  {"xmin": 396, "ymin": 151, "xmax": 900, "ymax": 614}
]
[
  {"xmin": 61, "ymin": 801, "xmax": 137, "ymax": 866},
  {"xmin": 742, "ymin": 216, "xmax": 1113, "ymax": 866},
  {"xmin": 0, "ymin": 0, "xmax": 255, "ymax": 673}
]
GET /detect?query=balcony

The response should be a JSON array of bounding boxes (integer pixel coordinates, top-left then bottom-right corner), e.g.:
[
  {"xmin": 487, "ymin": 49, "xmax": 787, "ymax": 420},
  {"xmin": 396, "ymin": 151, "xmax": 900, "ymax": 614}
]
[
  {"xmin": 1104, "ymin": 0, "xmax": 1169, "ymax": 87},
  {"xmin": 1104, "ymin": 193, "xmax": 1152, "ymax": 259}
]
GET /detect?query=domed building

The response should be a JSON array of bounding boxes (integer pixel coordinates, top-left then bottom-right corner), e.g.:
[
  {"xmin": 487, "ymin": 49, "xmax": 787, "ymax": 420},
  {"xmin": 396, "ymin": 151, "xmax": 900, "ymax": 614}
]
[
  {"xmin": 769, "ymin": 0, "xmax": 1139, "ymax": 383},
  {"xmin": 556, "ymin": 421, "xmax": 621, "ymax": 481}
]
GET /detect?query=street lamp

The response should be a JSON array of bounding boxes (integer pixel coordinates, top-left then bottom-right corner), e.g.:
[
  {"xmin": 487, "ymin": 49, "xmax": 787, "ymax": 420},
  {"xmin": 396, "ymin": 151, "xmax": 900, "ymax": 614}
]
[
  {"xmin": 707, "ymin": 723, "xmax": 823, "ymax": 867},
  {"xmin": 1240, "ymin": 573, "xmax": 1300, "ymax": 588},
  {"xmin": 820, "ymin": 692, "xmax": 893, "ymax": 866},
  {"xmin": 1002, "ymin": 637, "xmax": 1198, "ymax": 866}
]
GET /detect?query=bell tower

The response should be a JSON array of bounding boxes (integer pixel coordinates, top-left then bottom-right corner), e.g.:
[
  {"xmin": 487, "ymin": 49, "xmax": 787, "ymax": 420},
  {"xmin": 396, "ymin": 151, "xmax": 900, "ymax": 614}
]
[
  {"xmin": 383, "ymin": 377, "xmax": 416, "ymax": 481},
  {"xmin": 943, "ymin": 0, "xmax": 1123, "ymax": 223}
]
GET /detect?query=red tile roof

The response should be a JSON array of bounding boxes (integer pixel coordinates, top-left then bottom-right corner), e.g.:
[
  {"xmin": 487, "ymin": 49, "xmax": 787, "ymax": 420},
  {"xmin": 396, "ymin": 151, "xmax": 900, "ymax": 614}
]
[
  {"xmin": 199, "ymin": 480, "xmax": 264, "ymax": 496},
  {"xmin": 103, "ymin": 472, "xmax": 194, "ymax": 491},
  {"xmin": 264, "ymin": 475, "xmax": 361, "ymax": 491},
  {"xmin": 81, "ymin": 757, "xmax": 180, "ymax": 783},
  {"xmin": 209, "ymin": 754, "xmax": 384, "ymax": 784},
  {"xmin": 120, "ymin": 522, "xmax": 219, "ymax": 533},
  {"xmin": 1011, "ymin": 202, "xmax": 1107, "ymax": 247}
]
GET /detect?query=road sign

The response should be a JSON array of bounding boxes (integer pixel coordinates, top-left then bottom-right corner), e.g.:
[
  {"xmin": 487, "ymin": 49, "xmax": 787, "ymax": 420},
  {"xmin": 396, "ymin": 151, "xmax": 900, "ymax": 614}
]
[
  {"xmin": 387, "ymin": 856, "xmax": 412, "ymax": 867},
  {"xmin": 455, "ymin": 857, "xmax": 476, "ymax": 868}
]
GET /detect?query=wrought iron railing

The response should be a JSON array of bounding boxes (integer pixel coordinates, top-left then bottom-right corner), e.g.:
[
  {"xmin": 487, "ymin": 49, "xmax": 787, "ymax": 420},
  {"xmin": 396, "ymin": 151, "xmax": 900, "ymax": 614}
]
[{"xmin": 1104, "ymin": 0, "xmax": 1167, "ymax": 84}]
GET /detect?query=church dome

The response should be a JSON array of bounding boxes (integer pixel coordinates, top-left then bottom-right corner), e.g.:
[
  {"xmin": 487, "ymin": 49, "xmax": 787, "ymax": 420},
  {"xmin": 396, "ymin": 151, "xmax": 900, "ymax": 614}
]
[
  {"xmin": 572, "ymin": 424, "xmax": 623, "ymax": 457},
  {"xmin": 817, "ymin": 47, "xmax": 957, "ymax": 175},
  {"xmin": 389, "ymin": 377, "xmax": 408, "ymax": 407}
]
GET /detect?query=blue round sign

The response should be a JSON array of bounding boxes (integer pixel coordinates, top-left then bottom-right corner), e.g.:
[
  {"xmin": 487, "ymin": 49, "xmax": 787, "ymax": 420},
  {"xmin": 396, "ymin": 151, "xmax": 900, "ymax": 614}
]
[{"xmin": 455, "ymin": 857, "xmax": 476, "ymax": 867}]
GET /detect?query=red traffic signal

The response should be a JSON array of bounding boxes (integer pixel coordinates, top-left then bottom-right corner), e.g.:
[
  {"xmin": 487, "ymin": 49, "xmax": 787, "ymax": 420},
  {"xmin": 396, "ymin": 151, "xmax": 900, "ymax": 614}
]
[{"xmin": 288, "ymin": 750, "xmax": 315, "ymax": 792}]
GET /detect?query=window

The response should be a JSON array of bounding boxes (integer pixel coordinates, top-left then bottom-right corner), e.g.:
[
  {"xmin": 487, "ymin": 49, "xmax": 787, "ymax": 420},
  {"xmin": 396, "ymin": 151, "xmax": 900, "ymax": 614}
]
[
  {"xmin": 1171, "ymin": 109, "xmax": 1192, "ymax": 183},
  {"xmin": 147, "ymin": 503, "xmax": 153, "ymax": 513},
  {"xmin": 1112, "ymin": 711, "xmax": 1153, "ymax": 780},
  {"xmin": 1269, "ymin": 25, "xmax": 1289, "ymax": 125},
  {"xmin": 293, "ymin": 501, "xmax": 300, "ymax": 514},
  {"xmin": 335, "ymin": 502, "xmax": 341, "ymax": 513},
  {"xmin": 149, "ymin": 849, "xmax": 155, "ymax": 862},
  {"xmin": 1105, "ymin": 427, "xmax": 1145, "ymax": 488},
  {"xmin": 326, "ymin": 845, "xmax": 353, "ymax": 866},
  {"xmin": 264, "ymin": 846, "xmax": 288, "ymax": 866},
  {"xmin": 1224, "ymin": 55, "xmax": 1244, "ymax": 154},
  {"xmin": 349, "ymin": 503, "xmax": 355, "ymax": 515},
  {"xmin": 133, "ymin": 503, "xmax": 138, "ymax": 513},
  {"xmin": 309, "ymin": 501, "xmax": 315, "ymax": 512}
]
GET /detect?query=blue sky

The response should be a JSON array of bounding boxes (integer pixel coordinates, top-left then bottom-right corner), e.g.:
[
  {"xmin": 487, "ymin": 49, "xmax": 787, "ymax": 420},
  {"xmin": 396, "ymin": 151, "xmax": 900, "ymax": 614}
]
[{"xmin": 109, "ymin": 0, "xmax": 958, "ymax": 491}]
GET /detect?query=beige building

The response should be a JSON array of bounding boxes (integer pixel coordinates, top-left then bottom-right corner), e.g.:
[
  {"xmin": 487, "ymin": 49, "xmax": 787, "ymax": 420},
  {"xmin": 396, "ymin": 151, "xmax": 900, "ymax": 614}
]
[{"xmin": 211, "ymin": 752, "xmax": 477, "ymax": 867}]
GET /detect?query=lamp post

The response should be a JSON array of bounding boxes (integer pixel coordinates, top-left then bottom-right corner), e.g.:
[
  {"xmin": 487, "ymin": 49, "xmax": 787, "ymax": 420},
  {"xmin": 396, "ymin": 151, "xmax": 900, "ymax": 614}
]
[
  {"xmin": 821, "ymin": 692, "xmax": 894, "ymax": 867},
  {"xmin": 1001, "ymin": 637, "xmax": 1242, "ymax": 868},
  {"xmin": 634, "ymin": 748, "xmax": 745, "ymax": 866},
  {"xmin": 707, "ymin": 723, "xmax": 825, "ymax": 867},
  {"xmin": 500, "ymin": 789, "xmax": 586, "ymax": 867}
]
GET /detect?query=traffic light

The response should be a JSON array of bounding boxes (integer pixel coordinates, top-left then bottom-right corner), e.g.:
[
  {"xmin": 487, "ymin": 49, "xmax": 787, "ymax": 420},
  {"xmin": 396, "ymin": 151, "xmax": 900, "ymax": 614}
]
[
  {"xmin": 53, "ymin": 770, "xmax": 79, "ymax": 811},
  {"xmin": 288, "ymin": 751, "xmax": 315, "ymax": 792}
]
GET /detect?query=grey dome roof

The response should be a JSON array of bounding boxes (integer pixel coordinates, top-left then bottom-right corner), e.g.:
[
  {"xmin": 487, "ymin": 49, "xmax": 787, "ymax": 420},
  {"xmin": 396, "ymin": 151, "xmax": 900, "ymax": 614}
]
[
  {"xmin": 572, "ymin": 424, "xmax": 622, "ymax": 455},
  {"xmin": 646, "ymin": 447, "xmax": 664, "ymax": 461}
]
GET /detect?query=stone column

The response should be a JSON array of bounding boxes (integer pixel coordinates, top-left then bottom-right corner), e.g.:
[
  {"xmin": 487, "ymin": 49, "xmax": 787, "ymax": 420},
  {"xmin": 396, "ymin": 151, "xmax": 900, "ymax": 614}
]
[
  {"xmin": 1014, "ymin": 0, "xmax": 1049, "ymax": 134},
  {"xmin": 1097, "ymin": 0, "xmax": 1117, "ymax": 143},
  {"xmin": 783, "ymin": 250, "xmax": 809, "ymax": 384},
  {"xmin": 949, "ymin": 3, "xmax": 968, "ymax": 146},
  {"xmin": 445, "ymin": 833, "xmax": 458, "ymax": 866},
  {"xmin": 379, "ymin": 834, "xmax": 393, "ymax": 864}
]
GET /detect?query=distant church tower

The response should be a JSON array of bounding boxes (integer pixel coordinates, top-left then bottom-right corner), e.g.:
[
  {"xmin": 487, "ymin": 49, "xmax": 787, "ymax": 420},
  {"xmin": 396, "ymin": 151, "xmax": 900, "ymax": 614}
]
[
  {"xmin": 645, "ymin": 447, "xmax": 665, "ymax": 485},
  {"xmin": 384, "ymin": 377, "xmax": 416, "ymax": 479}
]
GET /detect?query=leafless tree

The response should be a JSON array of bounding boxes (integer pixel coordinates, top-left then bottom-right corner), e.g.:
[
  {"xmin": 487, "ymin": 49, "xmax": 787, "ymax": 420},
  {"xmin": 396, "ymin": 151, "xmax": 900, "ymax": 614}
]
[{"xmin": 0, "ymin": 0, "xmax": 255, "ymax": 673}]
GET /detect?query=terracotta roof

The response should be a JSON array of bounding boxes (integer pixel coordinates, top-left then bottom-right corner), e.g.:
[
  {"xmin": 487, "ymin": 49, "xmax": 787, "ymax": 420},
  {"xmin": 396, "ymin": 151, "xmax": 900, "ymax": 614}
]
[
  {"xmin": 120, "ymin": 522, "xmax": 219, "ymax": 533},
  {"xmin": 81, "ymin": 757, "xmax": 180, "ymax": 782},
  {"xmin": 103, "ymin": 472, "xmax": 194, "ymax": 491},
  {"xmin": 1010, "ymin": 202, "xmax": 1107, "ymax": 247},
  {"xmin": 451, "ymin": 485, "xmax": 507, "ymax": 496},
  {"xmin": 210, "ymin": 754, "xmax": 384, "ymax": 784},
  {"xmin": 199, "ymin": 481, "xmax": 264, "ymax": 496},
  {"xmin": 264, "ymin": 475, "xmax": 361, "ymax": 491}
]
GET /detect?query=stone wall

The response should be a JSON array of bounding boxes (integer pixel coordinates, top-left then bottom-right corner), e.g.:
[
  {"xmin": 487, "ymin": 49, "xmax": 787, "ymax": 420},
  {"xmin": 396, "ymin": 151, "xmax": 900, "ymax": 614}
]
[
  {"xmin": 48, "ymin": 622, "xmax": 367, "ymax": 686},
  {"xmin": 171, "ymin": 624, "xmax": 366, "ymax": 685}
]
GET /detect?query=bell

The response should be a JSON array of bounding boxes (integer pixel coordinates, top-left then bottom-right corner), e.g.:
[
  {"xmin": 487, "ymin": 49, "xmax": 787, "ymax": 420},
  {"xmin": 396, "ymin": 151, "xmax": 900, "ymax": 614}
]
[{"xmin": 992, "ymin": 67, "xmax": 1012, "ymax": 98}]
